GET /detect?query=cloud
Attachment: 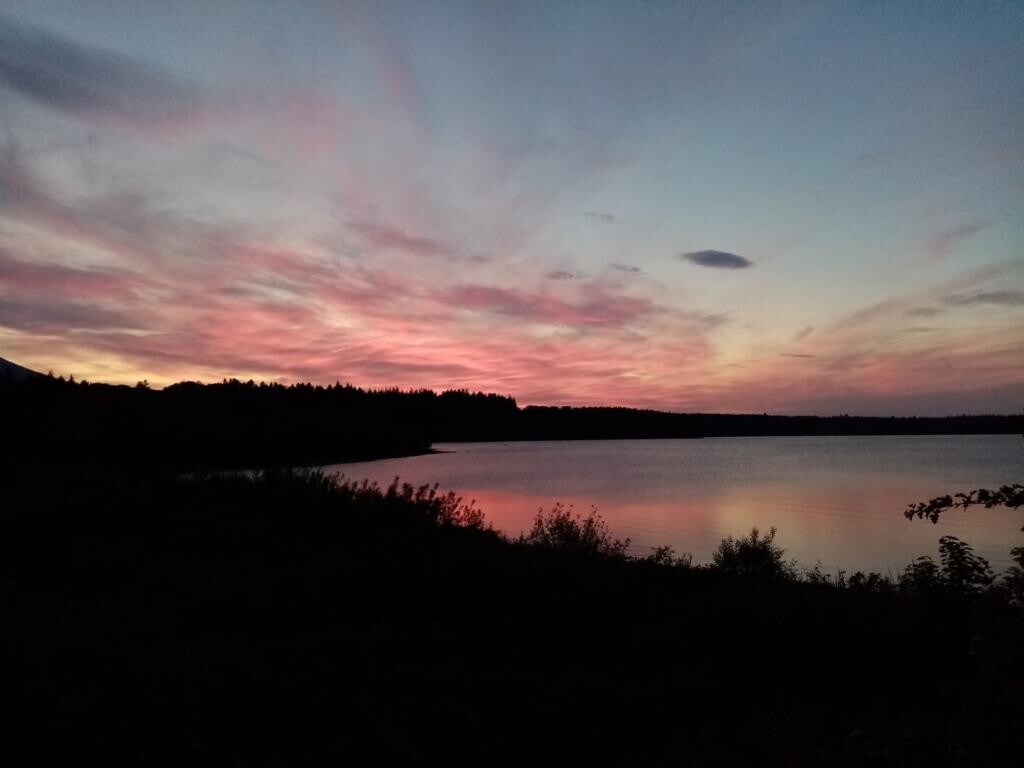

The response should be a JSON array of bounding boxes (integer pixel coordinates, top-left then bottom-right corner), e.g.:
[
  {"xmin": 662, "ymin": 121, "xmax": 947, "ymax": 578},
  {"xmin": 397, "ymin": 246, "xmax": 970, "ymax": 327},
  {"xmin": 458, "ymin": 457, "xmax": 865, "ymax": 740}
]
[
  {"xmin": 791, "ymin": 325, "xmax": 814, "ymax": 341},
  {"xmin": 927, "ymin": 220, "xmax": 990, "ymax": 260},
  {"xmin": 946, "ymin": 289, "xmax": 1024, "ymax": 307},
  {"xmin": 854, "ymin": 148, "xmax": 899, "ymax": 164},
  {"xmin": 546, "ymin": 269, "xmax": 587, "ymax": 280},
  {"xmin": 0, "ymin": 14, "xmax": 203, "ymax": 127},
  {"xmin": 0, "ymin": 140, "xmax": 206, "ymax": 268},
  {"xmin": 0, "ymin": 297, "xmax": 140, "ymax": 332},
  {"xmin": 441, "ymin": 283, "xmax": 657, "ymax": 328},
  {"xmin": 680, "ymin": 250, "xmax": 753, "ymax": 269},
  {"xmin": 348, "ymin": 218, "xmax": 452, "ymax": 258},
  {"xmin": 0, "ymin": 250, "xmax": 150, "ymax": 299},
  {"xmin": 584, "ymin": 210, "xmax": 617, "ymax": 224},
  {"xmin": 779, "ymin": 352, "xmax": 816, "ymax": 358},
  {"xmin": 609, "ymin": 262, "xmax": 642, "ymax": 273},
  {"xmin": 689, "ymin": 312, "xmax": 730, "ymax": 329}
]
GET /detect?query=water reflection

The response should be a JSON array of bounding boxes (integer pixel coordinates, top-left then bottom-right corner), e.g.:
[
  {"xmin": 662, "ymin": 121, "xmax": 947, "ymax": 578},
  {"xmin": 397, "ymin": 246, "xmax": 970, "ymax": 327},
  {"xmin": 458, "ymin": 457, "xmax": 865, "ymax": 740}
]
[{"xmin": 324, "ymin": 436, "xmax": 1024, "ymax": 574}]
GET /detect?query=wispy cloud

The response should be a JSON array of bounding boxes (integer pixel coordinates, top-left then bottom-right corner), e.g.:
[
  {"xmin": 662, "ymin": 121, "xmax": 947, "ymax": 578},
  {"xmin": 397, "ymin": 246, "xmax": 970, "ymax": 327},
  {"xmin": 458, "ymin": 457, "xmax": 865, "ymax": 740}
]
[
  {"xmin": 0, "ymin": 297, "xmax": 141, "ymax": 332},
  {"xmin": 906, "ymin": 306, "xmax": 944, "ymax": 317},
  {"xmin": 348, "ymin": 219, "xmax": 453, "ymax": 259},
  {"xmin": 946, "ymin": 289, "xmax": 1024, "ymax": 307},
  {"xmin": 791, "ymin": 325, "xmax": 814, "ymax": 341},
  {"xmin": 0, "ymin": 14, "xmax": 203, "ymax": 128},
  {"xmin": 584, "ymin": 210, "xmax": 617, "ymax": 224},
  {"xmin": 609, "ymin": 262, "xmax": 642, "ymax": 273},
  {"xmin": 680, "ymin": 250, "xmax": 753, "ymax": 269},
  {"xmin": 0, "ymin": 250, "xmax": 150, "ymax": 300},
  {"xmin": 441, "ymin": 283, "xmax": 657, "ymax": 329},
  {"xmin": 927, "ymin": 220, "xmax": 990, "ymax": 260},
  {"xmin": 854, "ymin": 148, "xmax": 899, "ymax": 165},
  {"xmin": 546, "ymin": 269, "xmax": 587, "ymax": 280}
]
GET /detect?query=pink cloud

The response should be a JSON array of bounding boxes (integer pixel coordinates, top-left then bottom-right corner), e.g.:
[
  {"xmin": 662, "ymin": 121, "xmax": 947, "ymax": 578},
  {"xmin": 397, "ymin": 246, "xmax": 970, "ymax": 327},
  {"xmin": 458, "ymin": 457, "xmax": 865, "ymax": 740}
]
[
  {"xmin": 349, "ymin": 219, "xmax": 452, "ymax": 259},
  {"xmin": 0, "ymin": 251, "xmax": 149, "ymax": 299},
  {"xmin": 441, "ymin": 283, "xmax": 659, "ymax": 329}
]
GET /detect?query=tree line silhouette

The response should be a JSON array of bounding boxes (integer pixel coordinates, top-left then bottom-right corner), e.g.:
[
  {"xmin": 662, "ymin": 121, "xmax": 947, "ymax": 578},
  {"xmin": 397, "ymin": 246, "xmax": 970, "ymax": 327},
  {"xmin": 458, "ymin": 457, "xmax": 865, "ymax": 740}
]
[{"xmin": 3, "ymin": 373, "xmax": 1020, "ymax": 470}]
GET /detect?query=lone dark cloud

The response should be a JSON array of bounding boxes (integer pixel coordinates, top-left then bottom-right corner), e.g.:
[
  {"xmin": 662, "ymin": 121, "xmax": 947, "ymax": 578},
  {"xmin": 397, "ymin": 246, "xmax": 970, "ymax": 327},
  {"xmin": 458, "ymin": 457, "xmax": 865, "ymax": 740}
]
[
  {"xmin": 609, "ymin": 262, "xmax": 642, "ymax": 273},
  {"xmin": 780, "ymin": 352, "xmax": 816, "ymax": 358},
  {"xmin": 0, "ymin": 14, "xmax": 201, "ymax": 124},
  {"xmin": 584, "ymin": 211, "xmax": 617, "ymax": 224},
  {"xmin": 546, "ymin": 269, "xmax": 587, "ymax": 280},
  {"xmin": 680, "ymin": 250, "xmax": 753, "ymax": 269}
]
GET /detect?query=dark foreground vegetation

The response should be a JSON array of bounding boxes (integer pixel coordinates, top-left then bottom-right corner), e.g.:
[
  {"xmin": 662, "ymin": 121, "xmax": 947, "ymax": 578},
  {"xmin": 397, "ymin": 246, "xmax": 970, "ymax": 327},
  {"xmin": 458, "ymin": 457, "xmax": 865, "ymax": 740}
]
[
  {"xmin": 3, "ymin": 467, "xmax": 1022, "ymax": 766},
  {"xmin": 3, "ymin": 369, "xmax": 1020, "ymax": 471}
]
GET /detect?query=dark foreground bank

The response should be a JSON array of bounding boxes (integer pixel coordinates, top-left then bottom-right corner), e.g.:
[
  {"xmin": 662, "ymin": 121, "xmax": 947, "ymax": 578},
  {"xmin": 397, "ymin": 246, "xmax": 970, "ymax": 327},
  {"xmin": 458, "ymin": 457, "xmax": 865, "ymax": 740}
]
[{"xmin": 3, "ymin": 468, "xmax": 1022, "ymax": 766}]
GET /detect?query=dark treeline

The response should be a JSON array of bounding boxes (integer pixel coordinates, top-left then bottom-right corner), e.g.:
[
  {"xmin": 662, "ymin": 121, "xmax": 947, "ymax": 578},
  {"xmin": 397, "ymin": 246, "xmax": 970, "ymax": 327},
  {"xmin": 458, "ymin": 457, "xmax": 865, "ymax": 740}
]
[
  {"xmin": 3, "ymin": 373, "xmax": 1020, "ymax": 469},
  {"xmin": 517, "ymin": 405, "xmax": 1020, "ymax": 439}
]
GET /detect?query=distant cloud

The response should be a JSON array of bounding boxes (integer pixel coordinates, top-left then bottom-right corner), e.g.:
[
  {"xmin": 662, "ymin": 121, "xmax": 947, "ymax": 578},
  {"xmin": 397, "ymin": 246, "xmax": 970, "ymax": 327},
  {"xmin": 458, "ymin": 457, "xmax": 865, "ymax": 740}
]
[
  {"xmin": 694, "ymin": 312, "xmax": 729, "ymax": 329},
  {"xmin": 946, "ymin": 289, "xmax": 1024, "ymax": 307},
  {"xmin": 349, "ymin": 219, "xmax": 451, "ymax": 258},
  {"xmin": 927, "ymin": 220, "xmax": 990, "ymax": 260},
  {"xmin": 546, "ymin": 269, "xmax": 587, "ymax": 280},
  {"xmin": 441, "ymin": 283, "xmax": 657, "ymax": 329},
  {"xmin": 0, "ymin": 297, "xmax": 139, "ymax": 332},
  {"xmin": 584, "ymin": 210, "xmax": 617, "ymax": 224},
  {"xmin": 609, "ymin": 262, "xmax": 642, "ymax": 273},
  {"xmin": 780, "ymin": 352, "xmax": 816, "ymax": 358},
  {"xmin": 680, "ymin": 250, "xmax": 753, "ymax": 269},
  {"xmin": 792, "ymin": 325, "xmax": 814, "ymax": 341},
  {"xmin": 0, "ymin": 14, "xmax": 202, "ymax": 127},
  {"xmin": 854, "ymin": 148, "xmax": 899, "ymax": 165},
  {"xmin": 906, "ymin": 306, "xmax": 944, "ymax": 317}
]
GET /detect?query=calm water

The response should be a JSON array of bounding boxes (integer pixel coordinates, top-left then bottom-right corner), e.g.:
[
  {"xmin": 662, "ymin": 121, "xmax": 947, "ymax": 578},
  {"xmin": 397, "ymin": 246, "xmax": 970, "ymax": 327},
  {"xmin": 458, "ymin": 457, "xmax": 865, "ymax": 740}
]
[{"xmin": 323, "ymin": 435, "xmax": 1024, "ymax": 574}]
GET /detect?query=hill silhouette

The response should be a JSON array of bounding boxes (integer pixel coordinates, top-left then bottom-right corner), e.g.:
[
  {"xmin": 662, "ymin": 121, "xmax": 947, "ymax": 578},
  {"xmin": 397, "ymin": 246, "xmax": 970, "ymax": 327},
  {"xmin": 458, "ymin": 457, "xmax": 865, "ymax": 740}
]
[{"xmin": 0, "ymin": 356, "xmax": 43, "ymax": 383}]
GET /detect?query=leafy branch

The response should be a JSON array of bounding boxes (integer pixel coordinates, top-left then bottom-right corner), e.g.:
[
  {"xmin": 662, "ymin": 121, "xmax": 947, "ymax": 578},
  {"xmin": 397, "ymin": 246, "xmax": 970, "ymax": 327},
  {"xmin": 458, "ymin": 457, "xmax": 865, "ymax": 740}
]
[{"xmin": 904, "ymin": 484, "xmax": 1024, "ymax": 529}]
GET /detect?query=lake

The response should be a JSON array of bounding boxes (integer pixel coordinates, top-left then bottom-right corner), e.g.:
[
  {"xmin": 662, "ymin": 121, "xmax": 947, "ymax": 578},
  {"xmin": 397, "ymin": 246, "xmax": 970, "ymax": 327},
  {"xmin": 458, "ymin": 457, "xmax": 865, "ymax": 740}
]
[{"xmin": 323, "ymin": 435, "xmax": 1024, "ymax": 574}]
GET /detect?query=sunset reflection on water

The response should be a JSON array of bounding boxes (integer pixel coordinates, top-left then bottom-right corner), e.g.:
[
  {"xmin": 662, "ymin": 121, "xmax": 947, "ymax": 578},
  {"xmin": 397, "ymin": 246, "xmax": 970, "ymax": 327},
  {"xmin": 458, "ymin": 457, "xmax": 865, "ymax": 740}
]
[{"xmin": 326, "ymin": 436, "xmax": 1024, "ymax": 574}]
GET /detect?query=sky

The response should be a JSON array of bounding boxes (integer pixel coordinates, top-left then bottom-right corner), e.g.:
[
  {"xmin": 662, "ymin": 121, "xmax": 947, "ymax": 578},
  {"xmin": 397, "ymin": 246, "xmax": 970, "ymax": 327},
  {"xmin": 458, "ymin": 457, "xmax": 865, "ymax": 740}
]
[{"xmin": 0, "ymin": 1, "xmax": 1022, "ymax": 415}]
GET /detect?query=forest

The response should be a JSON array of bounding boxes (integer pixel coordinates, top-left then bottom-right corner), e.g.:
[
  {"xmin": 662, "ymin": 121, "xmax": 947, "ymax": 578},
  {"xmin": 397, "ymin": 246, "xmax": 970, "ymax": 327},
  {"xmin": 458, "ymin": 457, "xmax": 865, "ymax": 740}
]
[{"xmin": 4, "ymin": 373, "xmax": 1020, "ymax": 470}]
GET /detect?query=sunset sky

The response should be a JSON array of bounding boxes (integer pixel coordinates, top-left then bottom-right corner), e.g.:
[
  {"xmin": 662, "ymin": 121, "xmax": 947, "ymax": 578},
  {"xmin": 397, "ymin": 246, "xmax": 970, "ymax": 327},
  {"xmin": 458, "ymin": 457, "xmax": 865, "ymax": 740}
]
[{"xmin": 1, "ymin": 1, "xmax": 1022, "ymax": 414}]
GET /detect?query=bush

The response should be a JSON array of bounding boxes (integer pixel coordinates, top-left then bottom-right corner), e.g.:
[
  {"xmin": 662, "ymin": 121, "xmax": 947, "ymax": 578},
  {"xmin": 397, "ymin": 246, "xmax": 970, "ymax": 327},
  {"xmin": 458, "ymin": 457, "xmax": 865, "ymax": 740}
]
[
  {"xmin": 518, "ymin": 503, "xmax": 630, "ymax": 558},
  {"xmin": 380, "ymin": 478, "xmax": 487, "ymax": 529},
  {"xmin": 645, "ymin": 545, "xmax": 694, "ymax": 568},
  {"xmin": 938, "ymin": 535, "xmax": 994, "ymax": 593},
  {"xmin": 710, "ymin": 526, "xmax": 796, "ymax": 580},
  {"xmin": 898, "ymin": 536, "xmax": 994, "ymax": 595},
  {"xmin": 1005, "ymin": 546, "xmax": 1024, "ymax": 604},
  {"xmin": 899, "ymin": 555, "xmax": 943, "ymax": 595}
]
